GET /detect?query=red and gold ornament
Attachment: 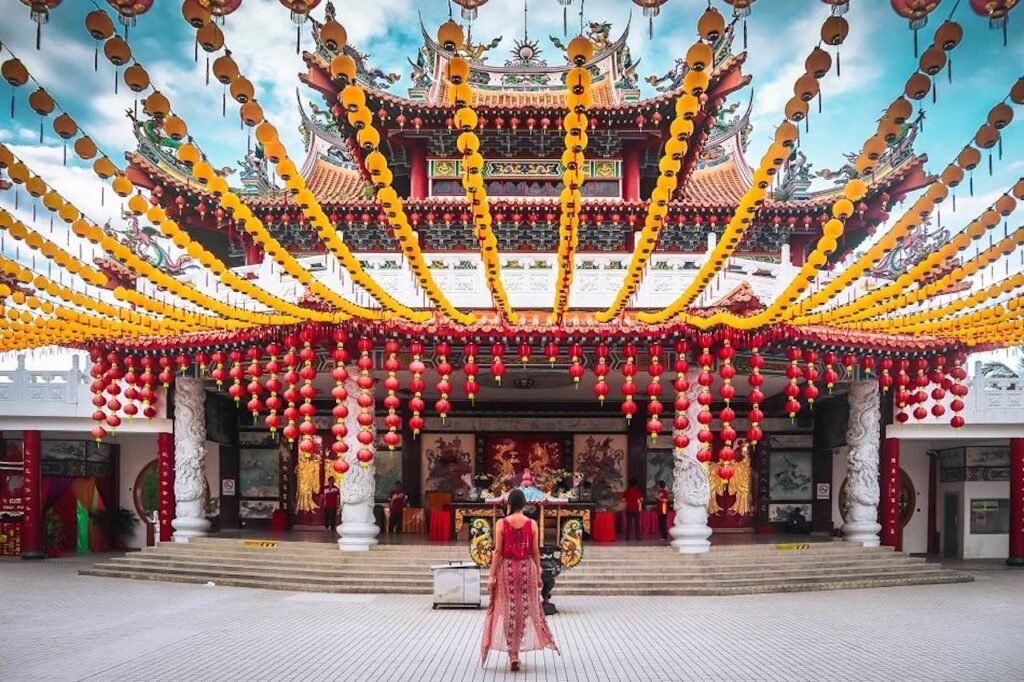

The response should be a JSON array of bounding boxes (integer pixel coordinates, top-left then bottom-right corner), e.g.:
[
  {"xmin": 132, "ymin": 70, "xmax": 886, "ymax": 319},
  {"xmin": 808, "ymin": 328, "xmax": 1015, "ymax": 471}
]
[
  {"xmin": 620, "ymin": 343, "xmax": 638, "ymax": 422},
  {"xmin": 463, "ymin": 342, "xmax": 480, "ymax": 402},
  {"xmin": 382, "ymin": 339, "xmax": 402, "ymax": 450},
  {"xmin": 435, "ymin": 342, "xmax": 453, "ymax": 422},
  {"xmin": 593, "ymin": 343, "xmax": 610, "ymax": 404},
  {"xmin": 407, "ymin": 341, "xmax": 427, "ymax": 436}
]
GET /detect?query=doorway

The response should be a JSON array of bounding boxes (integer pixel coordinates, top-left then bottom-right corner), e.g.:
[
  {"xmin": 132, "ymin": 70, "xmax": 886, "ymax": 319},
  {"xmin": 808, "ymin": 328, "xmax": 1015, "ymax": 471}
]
[{"xmin": 943, "ymin": 492, "xmax": 959, "ymax": 558}]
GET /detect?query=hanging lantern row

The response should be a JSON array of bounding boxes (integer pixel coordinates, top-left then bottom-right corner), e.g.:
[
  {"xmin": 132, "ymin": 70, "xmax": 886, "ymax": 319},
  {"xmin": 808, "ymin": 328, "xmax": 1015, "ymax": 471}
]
[
  {"xmin": 598, "ymin": 14, "xmax": 715, "ymax": 322},
  {"xmin": 87, "ymin": 350, "xmax": 162, "ymax": 442},
  {"xmin": 552, "ymin": 34, "xmax": 596, "ymax": 324}
]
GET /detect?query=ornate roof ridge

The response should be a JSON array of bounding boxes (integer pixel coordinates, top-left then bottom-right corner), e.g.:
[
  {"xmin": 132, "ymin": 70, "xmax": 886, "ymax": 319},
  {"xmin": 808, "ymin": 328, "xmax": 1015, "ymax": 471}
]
[{"xmin": 416, "ymin": 14, "xmax": 631, "ymax": 76}]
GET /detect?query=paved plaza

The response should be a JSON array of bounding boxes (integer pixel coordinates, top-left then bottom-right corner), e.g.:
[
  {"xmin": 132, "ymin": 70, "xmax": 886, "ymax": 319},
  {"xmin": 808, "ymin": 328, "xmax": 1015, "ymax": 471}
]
[{"xmin": 1, "ymin": 556, "xmax": 1021, "ymax": 682}]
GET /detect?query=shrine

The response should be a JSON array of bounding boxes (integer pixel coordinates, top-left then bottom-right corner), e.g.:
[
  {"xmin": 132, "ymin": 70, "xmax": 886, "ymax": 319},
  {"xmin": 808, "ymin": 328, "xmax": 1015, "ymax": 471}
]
[{"xmin": 0, "ymin": 0, "xmax": 1022, "ymax": 584}]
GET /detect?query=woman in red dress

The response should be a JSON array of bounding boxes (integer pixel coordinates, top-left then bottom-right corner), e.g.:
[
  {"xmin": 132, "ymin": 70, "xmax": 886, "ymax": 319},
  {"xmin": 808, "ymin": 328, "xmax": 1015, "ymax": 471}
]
[{"xmin": 480, "ymin": 488, "xmax": 559, "ymax": 672}]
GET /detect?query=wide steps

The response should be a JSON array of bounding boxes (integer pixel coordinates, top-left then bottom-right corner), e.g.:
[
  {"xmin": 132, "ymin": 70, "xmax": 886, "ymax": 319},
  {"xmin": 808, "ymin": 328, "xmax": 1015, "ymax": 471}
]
[
  {"xmin": 82, "ymin": 538, "xmax": 972, "ymax": 596},
  {"xmin": 105, "ymin": 553, "xmax": 931, "ymax": 580}
]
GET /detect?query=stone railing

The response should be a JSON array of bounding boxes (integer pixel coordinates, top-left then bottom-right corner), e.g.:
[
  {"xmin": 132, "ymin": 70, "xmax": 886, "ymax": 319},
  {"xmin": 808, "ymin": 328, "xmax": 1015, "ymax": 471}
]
[
  {"xmin": 229, "ymin": 238, "xmax": 796, "ymax": 313},
  {"xmin": 0, "ymin": 354, "xmax": 92, "ymax": 418}
]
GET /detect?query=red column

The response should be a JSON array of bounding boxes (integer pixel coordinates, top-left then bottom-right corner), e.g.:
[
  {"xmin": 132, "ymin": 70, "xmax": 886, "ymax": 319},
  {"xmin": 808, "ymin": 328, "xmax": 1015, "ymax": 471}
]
[
  {"xmin": 157, "ymin": 432, "xmax": 175, "ymax": 542},
  {"xmin": 880, "ymin": 437, "xmax": 901, "ymax": 550},
  {"xmin": 409, "ymin": 141, "xmax": 428, "ymax": 200},
  {"xmin": 621, "ymin": 141, "xmax": 640, "ymax": 202},
  {"xmin": 21, "ymin": 430, "xmax": 43, "ymax": 559},
  {"xmin": 1009, "ymin": 438, "xmax": 1024, "ymax": 566},
  {"xmin": 244, "ymin": 238, "xmax": 262, "ymax": 266}
]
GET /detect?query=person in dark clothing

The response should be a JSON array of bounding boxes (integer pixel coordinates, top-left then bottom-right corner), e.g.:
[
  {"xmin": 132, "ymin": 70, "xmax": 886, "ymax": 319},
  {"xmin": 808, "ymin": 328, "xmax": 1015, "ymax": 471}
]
[
  {"xmin": 655, "ymin": 480, "xmax": 671, "ymax": 541},
  {"xmin": 388, "ymin": 482, "xmax": 406, "ymax": 534},
  {"xmin": 322, "ymin": 477, "xmax": 340, "ymax": 530},
  {"xmin": 622, "ymin": 478, "xmax": 644, "ymax": 541}
]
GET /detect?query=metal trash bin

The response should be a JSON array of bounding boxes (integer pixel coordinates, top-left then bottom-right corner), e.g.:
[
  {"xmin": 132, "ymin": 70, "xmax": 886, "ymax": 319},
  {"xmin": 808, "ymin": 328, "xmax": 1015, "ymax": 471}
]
[{"xmin": 431, "ymin": 561, "xmax": 482, "ymax": 609}]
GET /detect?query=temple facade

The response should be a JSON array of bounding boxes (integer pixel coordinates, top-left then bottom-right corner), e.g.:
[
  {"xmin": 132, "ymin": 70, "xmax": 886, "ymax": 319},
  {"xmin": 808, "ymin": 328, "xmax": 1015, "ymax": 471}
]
[{"xmin": 1, "ymin": 5, "xmax": 1021, "ymax": 571}]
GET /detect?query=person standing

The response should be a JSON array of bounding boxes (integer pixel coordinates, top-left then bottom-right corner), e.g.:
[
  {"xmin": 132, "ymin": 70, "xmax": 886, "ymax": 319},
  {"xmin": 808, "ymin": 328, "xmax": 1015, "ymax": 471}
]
[
  {"xmin": 623, "ymin": 478, "xmax": 644, "ymax": 541},
  {"xmin": 655, "ymin": 480, "xmax": 671, "ymax": 541},
  {"xmin": 322, "ymin": 477, "xmax": 340, "ymax": 531},
  {"xmin": 481, "ymin": 489, "xmax": 559, "ymax": 672},
  {"xmin": 388, "ymin": 482, "xmax": 406, "ymax": 534}
]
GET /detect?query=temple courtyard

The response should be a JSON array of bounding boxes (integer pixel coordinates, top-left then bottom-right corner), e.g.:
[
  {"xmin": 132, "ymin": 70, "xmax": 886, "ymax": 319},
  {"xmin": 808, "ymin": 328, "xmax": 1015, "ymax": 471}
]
[{"xmin": 2, "ymin": 556, "xmax": 1020, "ymax": 682}]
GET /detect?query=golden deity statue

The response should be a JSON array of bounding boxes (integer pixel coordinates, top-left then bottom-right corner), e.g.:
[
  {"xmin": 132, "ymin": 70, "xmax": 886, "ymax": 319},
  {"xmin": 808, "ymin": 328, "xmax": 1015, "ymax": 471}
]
[
  {"xmin": 705, "ymin": 440, "xmax": 754, "ymax": 517},
  {"xmin": 730, "ymin": 441, "xmax": 754, "ymax": 517},
  {"xmin": 295, "ymin": 446, "xmax": 322, "ymax": 513}
]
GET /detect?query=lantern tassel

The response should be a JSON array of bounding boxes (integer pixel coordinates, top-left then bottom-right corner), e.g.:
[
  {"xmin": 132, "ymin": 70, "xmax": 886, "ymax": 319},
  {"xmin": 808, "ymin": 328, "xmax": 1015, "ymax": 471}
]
[
  {"xmin": 36, "ymin": 22, "xmax": 42, "ymax": 51},
  {"xmin": 114, "ymin": 69, "xmax": 119, "ymax": 95},
  {"xmin": 95, "ymin": 46, "xmax": 99, "ymax": 71},
  {"xmin": 836, "ymin": 50, "xmax": 841, "ymax": 77},
  {"xmin": 913, "ymin": 28, "xmax": 918, "ymax": 58},
  {"xmin": 63, "ymin": 142, "xmax": 67, "ymax": 166},
  {"xmin": 296, "ymin": 24, "xmax": 301, "ymax": 55},
  {"xmin": 563, "ymin": 6, "xmax": 568, "ymax": 35},
  {"xmin": 222, "ymin": 89, "xmax": 226, "ymax": 117},
  {"xmin": 206, "ymin": 57, "xmax": 210, "ymax": 86},
  {"xmin": 39, "ymin": 118, "xmax": 43, "ymax": 144}
]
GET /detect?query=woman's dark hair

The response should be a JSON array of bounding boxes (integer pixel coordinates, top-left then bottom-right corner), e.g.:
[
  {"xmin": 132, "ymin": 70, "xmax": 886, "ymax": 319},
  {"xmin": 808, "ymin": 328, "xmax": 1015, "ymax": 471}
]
[{"xmin": 507, "ymin": 488, "xmax": 526, "ymax": 513}]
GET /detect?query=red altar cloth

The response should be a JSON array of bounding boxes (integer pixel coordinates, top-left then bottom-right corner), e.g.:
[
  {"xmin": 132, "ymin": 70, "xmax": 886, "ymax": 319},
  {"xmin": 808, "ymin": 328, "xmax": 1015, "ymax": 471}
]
[
  {"xmin": 593, "ymin": 511, "xmax": 616, "ymax": 543},
  {"xmin": 428, "ymin": 510, "xmax": 451, "ymax": 542},
  {"xmin": 640, "ymin": 510, "xmax": 659, "ymax": 537}
]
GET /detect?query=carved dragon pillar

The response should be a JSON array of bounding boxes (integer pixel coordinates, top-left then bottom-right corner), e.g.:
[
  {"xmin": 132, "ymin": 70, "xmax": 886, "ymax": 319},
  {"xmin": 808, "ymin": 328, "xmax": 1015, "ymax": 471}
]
[
  {"xmin": 171, "ymin": 377, "xmax": 210, "ymax": 542},
  {"xmin": 842, "ymin": 380, "xmax": 882, "ymax": 546},
  {"xmin": 338, "ymin": 376, "xmax": 380, "ymax": 551},
  {"xmin": 670, "ymin": 370, "xmax": 712, "ymax": 554}
]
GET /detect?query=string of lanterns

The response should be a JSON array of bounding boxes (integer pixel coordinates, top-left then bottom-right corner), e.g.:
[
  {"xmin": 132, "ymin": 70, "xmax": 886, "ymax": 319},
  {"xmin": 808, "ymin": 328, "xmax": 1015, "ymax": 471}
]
[
  {"xmin": 637, "ymin": 8, "xmax": 843, "ymax": 325},
  {"xmin": 435, "ymin": 19, "xmax": 514, "ymax": 323},
  {"xmin": 596, "ymin": 7, "xmax": 721, "ymax": 323},
  {"xmin": 551, "ymin": 34, "xmax": 596, "ymax": 324}
]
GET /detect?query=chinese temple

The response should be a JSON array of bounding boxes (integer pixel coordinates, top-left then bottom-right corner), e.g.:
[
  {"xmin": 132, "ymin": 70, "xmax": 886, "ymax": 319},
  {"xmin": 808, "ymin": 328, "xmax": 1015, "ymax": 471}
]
[{"xmin": 0, "ymin": 0, "xmax": 1022, "ymax": 584}]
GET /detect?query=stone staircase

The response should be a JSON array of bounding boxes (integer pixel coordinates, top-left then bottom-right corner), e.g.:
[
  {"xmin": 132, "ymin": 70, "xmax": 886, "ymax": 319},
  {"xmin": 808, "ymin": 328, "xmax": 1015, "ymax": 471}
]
[{"xmin": 80, "ymin": 538, "xmax": 972, "ymax": 596}]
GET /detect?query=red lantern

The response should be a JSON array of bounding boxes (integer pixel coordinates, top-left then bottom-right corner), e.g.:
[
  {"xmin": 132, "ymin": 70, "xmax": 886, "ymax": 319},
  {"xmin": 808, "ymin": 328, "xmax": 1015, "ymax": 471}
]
[
  {"xmin": 890, "ymin": 0, "xmax": 942, "ymax": 55},
  {"xmin": 969, "ymin": 0, "xmax": 1017, "ymax": 44},
  {"xmin": 105, "ymin": 0, "xmax": 155, "ymax": 34},
  {"xmin": 545, "ymin": 341, "xmax": 559, "ymax": 366},
  {"xmin": 22, "ymin": 0, "xmax": 64, "ymax": 49},
  {"xmin": 490, "ymin": 343, "xmax": 506, "ymax": 385},
  {"xmin": 452, "ymin": 0, "xmax": 489, "ymax": 20},
  {"xmin": 517, "ymin": 341, "xmax": 531, "ymax": 367}
]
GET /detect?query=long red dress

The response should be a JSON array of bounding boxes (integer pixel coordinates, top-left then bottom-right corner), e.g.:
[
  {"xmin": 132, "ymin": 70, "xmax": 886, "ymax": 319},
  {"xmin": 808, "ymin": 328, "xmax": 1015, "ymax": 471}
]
[{"xmin": 480, "ymin": 517, "xmax": 559, "ymax": 665}]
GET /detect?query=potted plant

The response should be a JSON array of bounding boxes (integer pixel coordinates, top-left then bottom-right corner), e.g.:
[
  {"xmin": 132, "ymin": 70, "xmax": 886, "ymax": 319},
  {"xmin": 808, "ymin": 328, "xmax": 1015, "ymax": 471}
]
[
  {"xmin": 91, "ymin": 507, "xmax": 138, "ymax": 550},
  {"xmin": 43, "ymin": 510, "xmax": 63, "ymax": 558}
]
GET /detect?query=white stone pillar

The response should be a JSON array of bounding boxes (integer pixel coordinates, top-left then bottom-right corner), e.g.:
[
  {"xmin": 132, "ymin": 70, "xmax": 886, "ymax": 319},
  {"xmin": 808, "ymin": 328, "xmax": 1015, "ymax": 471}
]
[
  {"xmin": 842, "ymin": 380, "xmax": 882, "ymax": 546},
  {"xmin": 172, "ymin": 377, "xmax": 211, "ymax": 542},
  {"xmin": 670, "ymin": 370, "xmax": 712, "ymax": 554},
  {"xmin": 338, "ymin": 376, "xmax": 380, "ymax": 551}
]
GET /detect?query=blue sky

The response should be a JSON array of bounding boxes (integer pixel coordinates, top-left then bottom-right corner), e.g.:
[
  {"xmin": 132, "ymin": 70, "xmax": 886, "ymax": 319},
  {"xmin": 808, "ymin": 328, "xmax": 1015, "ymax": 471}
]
[{"xmin": 0, "ymin": 0, "xmax": 1021, "ymax": 262}]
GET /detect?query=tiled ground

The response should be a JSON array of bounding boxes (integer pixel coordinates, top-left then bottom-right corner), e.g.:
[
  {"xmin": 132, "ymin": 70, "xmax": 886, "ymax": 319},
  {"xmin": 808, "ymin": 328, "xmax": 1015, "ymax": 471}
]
[{"xmin": 2, "ymin": 555, "xmax": 1022, "ymax": 682}]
